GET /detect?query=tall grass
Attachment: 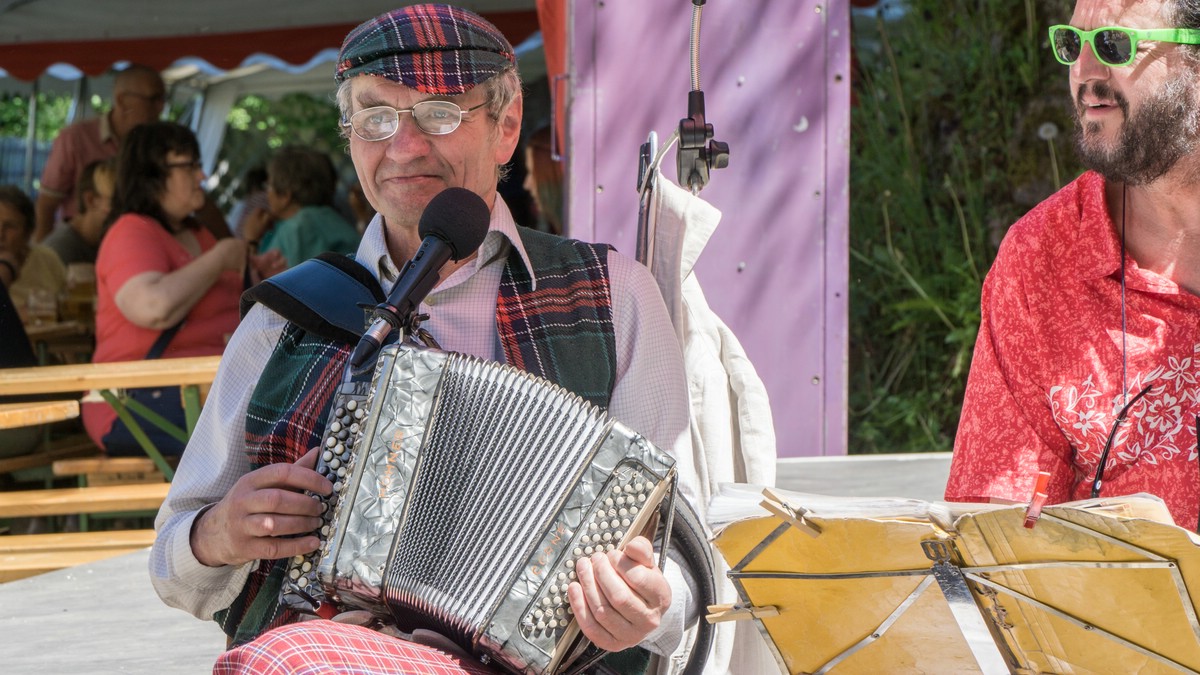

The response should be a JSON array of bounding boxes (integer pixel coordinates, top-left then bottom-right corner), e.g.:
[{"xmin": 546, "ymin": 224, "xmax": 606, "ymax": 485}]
[{"xmin": 849, "ymin": 0, "xmax": 1082, "ymax": 453}]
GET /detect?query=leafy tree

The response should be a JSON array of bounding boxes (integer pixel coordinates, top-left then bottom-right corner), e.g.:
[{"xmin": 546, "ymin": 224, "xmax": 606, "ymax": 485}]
[
  {"xmin": 0, "ymin": 92, "xmax": 94, "ymax": 141},
  {"xmin": 210, "ymin": 92, "xmax": 349, "ymax": 212}
]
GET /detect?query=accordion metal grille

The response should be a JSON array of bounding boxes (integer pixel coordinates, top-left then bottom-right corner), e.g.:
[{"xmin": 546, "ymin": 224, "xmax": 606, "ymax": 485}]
[{"xmin": 383, "ymin": 354, "xmax": 609, "ymax": 639}]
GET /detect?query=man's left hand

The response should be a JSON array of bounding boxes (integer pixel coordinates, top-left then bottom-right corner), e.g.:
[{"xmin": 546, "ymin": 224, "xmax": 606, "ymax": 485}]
[{"xmin": 568, "ymin": 535, "xmax": 670, "ymax": 652}]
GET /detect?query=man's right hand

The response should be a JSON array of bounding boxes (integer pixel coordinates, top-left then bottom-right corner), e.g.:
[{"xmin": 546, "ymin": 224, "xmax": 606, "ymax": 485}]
[{"xmin": 191, "ymin": 448, "xmax": 333, "ymax": 567}]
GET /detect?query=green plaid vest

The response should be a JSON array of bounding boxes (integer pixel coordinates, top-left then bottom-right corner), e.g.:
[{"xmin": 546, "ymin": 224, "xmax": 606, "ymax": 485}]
[{"xmin": 216, "ymin": 227, "xmax": 617, "ymax": 645}]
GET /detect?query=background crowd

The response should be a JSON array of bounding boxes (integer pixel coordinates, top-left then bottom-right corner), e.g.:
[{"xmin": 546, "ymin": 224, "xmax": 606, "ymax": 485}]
[{"xmin": 0, "ymin": 62, "xmax": 565, "ymax": 459}]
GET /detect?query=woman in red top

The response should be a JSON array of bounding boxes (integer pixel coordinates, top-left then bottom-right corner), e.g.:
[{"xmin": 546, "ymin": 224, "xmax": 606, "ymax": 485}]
[{"xmin": 84, "ymin": 122, "xmax": 248, "ymax": 456}]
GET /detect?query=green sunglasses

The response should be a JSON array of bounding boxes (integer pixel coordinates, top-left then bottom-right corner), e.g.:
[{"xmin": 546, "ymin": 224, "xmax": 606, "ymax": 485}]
[{"xmin": 1048, "ymin": 24, "xmax": 1200, "ymax": 67}]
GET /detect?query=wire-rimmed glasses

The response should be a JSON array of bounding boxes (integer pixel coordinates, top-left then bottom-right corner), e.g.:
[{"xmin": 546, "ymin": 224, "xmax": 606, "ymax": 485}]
[{"xmin": 343, "ymin": 100, "xmax": 488, "ymax": 141}]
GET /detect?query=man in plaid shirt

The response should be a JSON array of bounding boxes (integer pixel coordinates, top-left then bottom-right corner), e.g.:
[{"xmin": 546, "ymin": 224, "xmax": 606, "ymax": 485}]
[{"xmin": 150, "ymin": 5, "xmax": 703, "ymax": 673}]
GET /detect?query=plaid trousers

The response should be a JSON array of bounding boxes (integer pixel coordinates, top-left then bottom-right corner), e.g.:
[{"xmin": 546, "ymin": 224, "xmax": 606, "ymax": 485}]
[{"xmin": 215, "ymin": 620, "xmax": 499, "ymax": 675}]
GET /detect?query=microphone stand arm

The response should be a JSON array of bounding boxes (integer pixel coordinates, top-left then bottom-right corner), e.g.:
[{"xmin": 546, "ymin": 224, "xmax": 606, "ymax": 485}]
[{"xmin": 676, "ymin": 0, "xmax": 729, "ymax": 194}]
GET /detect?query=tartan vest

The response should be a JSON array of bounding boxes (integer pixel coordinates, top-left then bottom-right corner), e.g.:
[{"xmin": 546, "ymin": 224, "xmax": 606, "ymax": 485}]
[{"xmin": 216, "ymin": 228, "xmax": 617, "ymax": 645}]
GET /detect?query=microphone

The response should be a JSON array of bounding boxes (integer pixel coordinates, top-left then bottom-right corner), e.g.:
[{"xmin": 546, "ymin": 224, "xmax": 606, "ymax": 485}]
[{"xmin": 349, "ymin": 187, "xmax": 490, "ymax": 369}]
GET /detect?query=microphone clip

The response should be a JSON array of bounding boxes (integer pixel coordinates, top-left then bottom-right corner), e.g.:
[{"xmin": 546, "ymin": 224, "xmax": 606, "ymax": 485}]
[{"xmin": 677, "ymin": 91, "xmax": 729, "ymax": 193}]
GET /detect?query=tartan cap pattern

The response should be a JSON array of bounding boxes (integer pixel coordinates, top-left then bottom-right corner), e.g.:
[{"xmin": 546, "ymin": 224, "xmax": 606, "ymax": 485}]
[{"xmin": 335, "ymin": 3, "xmax": 516, "ymax": 94}]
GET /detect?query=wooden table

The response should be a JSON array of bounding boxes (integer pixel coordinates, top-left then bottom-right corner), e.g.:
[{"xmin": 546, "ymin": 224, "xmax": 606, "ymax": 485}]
[
  {"xmin": 0, "ymin": 357, "xmax": 221, "ymax": 397},
  {"xmin": 0, "ymin": 400, "xmax": 80, "ymax": 430},
  {"xmin": 0, "ymin": 357, "xmax": 222, "ymax": 479},
  {"xmin": 23, "ymin": 320, "xmax": 94, "ymax": 364},
  {"xmin": 23, "ymin": 320, "xmax": 91, "ymax": 343}
]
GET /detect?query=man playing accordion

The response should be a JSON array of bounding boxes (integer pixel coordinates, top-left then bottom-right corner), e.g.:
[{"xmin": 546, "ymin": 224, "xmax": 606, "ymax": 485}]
[{"xmin": 149, "ymin": 5, "xmax": 705, "ymax": 673}]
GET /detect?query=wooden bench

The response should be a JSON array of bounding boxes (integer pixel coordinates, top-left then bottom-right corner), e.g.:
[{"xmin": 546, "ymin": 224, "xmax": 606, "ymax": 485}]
[
  {"xmin": 53, "ymin": 457, "xmax": 165, "ymax": 486},
  {"xmin": 0, "ymin": 399, "xmax": 80, "ymax": 430},
  {"xmin": 0, "ymin": 530, "xmax": 156, "ymax": 582},
  {"xmin": 0, "ymin": 435, "xmax": 99, "ymax": 477},
  {"xmin": 0, "ymin": 356, "xmax": 222, "ymax": 479},
  {"xmin": 0, "ymin": 483, "xmax": 171, "ymax": 519}
]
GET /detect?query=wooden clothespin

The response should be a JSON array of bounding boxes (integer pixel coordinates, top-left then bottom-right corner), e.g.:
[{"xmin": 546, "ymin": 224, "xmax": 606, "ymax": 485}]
[
  {"xmin": 760, "ymin": 488, "xmax": 821, "ymax": 538},
  {"xmin": 1023, "ymin": 471, "xmax": 1052, "ymax": 529},
  {"xmin": 706, "ymin": 603, "xmax": 781, "ymax": 624}
]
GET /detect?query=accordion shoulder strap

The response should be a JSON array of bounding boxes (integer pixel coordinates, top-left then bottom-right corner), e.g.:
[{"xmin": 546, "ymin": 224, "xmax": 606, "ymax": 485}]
[{"xmin": 240, "ymin": 252, "xmax": 385, "ymax": 345}]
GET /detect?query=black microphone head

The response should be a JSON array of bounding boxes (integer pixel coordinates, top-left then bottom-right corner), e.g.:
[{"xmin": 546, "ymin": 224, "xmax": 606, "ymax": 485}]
[{"xmin": 417, "ymin": 187, "xmax": 490, "ymax": 261}]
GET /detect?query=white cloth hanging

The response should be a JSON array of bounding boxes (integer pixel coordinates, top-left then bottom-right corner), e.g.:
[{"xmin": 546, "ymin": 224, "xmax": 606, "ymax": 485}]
[{"xmin": 640, "ymin": 168, "xmax": 778, "ymax": 675}]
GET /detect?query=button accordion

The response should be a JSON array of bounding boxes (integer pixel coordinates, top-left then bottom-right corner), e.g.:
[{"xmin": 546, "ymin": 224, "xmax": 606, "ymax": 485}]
[{"xmin": 281, "ymin": 341, "xmax": 681, "ymax": 675}]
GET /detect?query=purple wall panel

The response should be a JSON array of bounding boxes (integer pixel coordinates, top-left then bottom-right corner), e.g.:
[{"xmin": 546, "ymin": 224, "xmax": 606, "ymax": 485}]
[{"xmin": 568, "ymin": 0, "xmax": 849, "ymax": 457}]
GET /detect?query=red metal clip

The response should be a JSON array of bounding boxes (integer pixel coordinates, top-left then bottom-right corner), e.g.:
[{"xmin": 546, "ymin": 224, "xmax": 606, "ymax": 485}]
[
  {"xmin": 1023, "ymin": 471, "xmax": 1052, "ymax": 529},
  {"xmin": 313, "ymin": 600, "xmax": 338, "ymax": 620}
]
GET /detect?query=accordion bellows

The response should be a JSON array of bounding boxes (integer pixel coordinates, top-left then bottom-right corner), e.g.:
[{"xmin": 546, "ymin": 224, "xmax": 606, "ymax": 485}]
[{"xmin": 283, "ymin": 342, "xmax": 678, "ymax": 675}]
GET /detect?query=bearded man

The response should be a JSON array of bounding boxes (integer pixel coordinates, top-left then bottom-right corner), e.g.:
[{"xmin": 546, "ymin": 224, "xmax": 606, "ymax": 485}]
[{"xmin": 946, "ymin": 0, "xmax": 1200, "ymax": 530}]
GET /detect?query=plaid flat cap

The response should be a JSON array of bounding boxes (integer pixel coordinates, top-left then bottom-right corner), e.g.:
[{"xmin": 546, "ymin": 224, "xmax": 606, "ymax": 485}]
[{"xmin": 335, "ymin": 3, "xmax": 516, "ymax": 94}]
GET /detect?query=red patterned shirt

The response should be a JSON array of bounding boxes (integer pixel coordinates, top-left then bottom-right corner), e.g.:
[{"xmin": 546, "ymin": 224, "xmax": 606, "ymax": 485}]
[{"xmin": 946, "ymin": 170, "xmax": 1200, "ymax": 531}]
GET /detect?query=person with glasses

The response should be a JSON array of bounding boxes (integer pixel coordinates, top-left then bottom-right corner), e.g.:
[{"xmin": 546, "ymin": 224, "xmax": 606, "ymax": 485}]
[
  {"xmin": 35, "ymin": 64, "xmax": 165, "ymax": 242},
  {"xmin": 150, "ymin": 5, "xmax": 700, "ymax": 674},
  {"xmin": 82, "ymin": 122, "xmax": 259, "ymax": 458},
  {"xmin": 948, "ymin": 0, "xmax": 1200, "ymax": 532}
]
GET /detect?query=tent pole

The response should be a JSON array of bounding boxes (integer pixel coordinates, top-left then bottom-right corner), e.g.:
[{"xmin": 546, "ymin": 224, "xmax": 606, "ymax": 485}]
[{"xmin": 23, "ymin": 78, "xmax": 39, "ymax": 195}]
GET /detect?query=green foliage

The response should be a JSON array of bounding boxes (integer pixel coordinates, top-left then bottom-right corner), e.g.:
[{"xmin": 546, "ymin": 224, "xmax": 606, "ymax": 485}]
[
  {"xmin": 0, "ymin": 92, "xmax": 98, "ymax": 141},
  {"xmin": 849, "ymin": 0, "xmax": 1082, "ymax": 453},
  {"xmin": 210, "ymin": 92, "xmax": 350, "ymax": 212}
]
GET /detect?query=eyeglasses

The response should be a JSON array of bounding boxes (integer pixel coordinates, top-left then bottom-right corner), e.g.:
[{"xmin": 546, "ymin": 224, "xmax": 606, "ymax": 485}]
[
  {"xmin": 343, "ymin": 100, "xmax": 487, "ymax": 141},
  {"xmin": 1048, "ymin": 25, "xmax": 1200, "ymax": 67},
  {"xmin": 165, "ymin": 159, "xmax": 203, "ymax": 172},
  {"xmin": 1089, "ymin": 383, "xmax": 1152, "ymax": 499}
]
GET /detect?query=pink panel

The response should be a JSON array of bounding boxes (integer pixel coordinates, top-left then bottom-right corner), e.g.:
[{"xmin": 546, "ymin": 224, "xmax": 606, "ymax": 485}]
[{"xmin": 569, "ymin": 0, "xmax": 849, "ymax": 457}]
